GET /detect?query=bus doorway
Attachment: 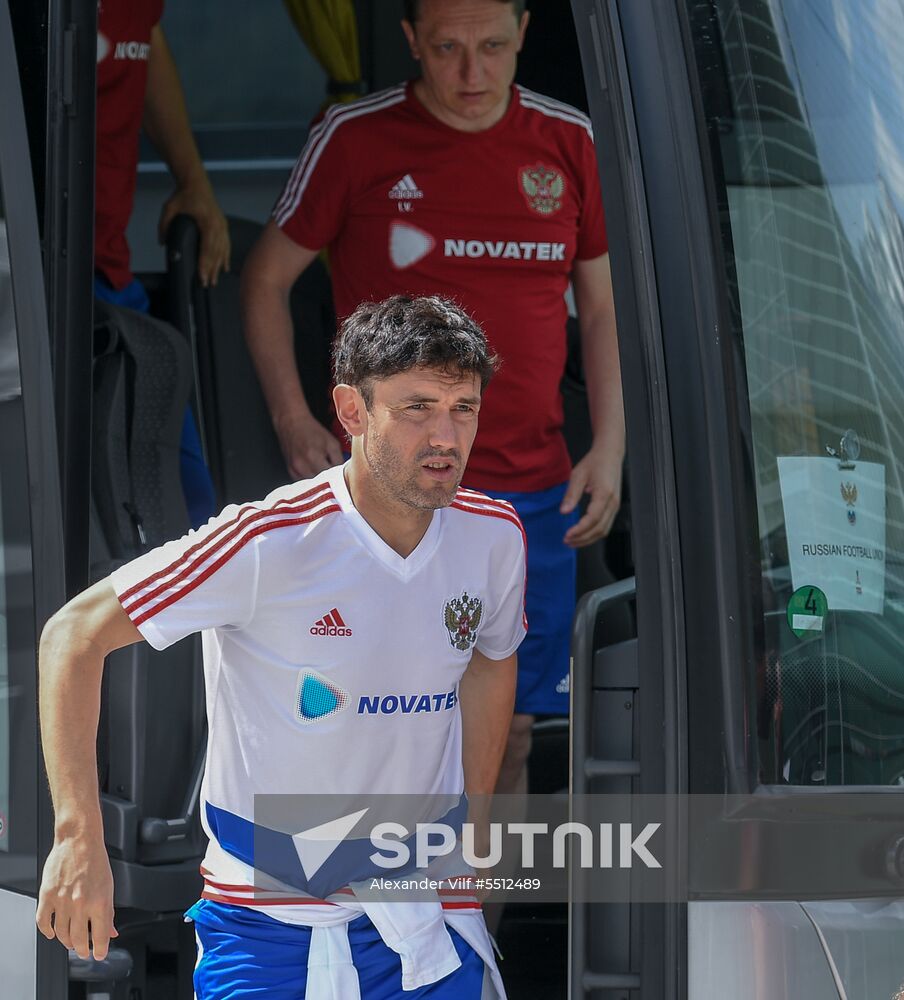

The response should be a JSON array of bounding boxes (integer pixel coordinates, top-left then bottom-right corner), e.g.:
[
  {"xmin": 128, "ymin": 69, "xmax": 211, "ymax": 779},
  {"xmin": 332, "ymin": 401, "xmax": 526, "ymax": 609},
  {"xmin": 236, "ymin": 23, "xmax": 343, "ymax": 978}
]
[{"xmin": 3, "ymin": 0, "xmax": 904, "ymax": 998}]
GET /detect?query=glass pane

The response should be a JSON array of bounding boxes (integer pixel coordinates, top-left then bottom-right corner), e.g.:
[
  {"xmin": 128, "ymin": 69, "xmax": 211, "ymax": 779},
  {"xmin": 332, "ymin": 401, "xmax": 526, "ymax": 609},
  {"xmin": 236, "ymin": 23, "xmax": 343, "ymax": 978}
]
[
  {"xmin": 0, "ymin": 148, "xmax": 38, "ymax": 888},
  {"xmin": 687, "ymin": 0, "xmax": 904, "ymax": 785},
  {"xmin": 156, "ymin": 0, "xmax": 328, "ymax": 161}
]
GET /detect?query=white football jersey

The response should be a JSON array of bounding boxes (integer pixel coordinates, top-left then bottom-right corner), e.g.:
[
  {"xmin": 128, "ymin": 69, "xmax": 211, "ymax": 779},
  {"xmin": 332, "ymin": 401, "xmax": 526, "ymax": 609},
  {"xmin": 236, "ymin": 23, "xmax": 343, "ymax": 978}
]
[{"xmin": 111, "ymin": 463, "xmax": 526, "ymax": 921}]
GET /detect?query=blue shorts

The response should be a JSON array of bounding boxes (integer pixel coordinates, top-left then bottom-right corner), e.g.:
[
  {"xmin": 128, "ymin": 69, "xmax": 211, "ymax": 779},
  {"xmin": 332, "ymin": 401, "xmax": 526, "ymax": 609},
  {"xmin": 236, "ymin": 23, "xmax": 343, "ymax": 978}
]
[
  {"xmin": 480, "ymin": 482, "xmax": 577, "ymax": 715},
  {"xmin": 93, "ymin": 275, "xmax": 217, "ymax": 528},
  {"xmin": 187, "ymin": 900, "xmax": 485, "ymax": 999}
]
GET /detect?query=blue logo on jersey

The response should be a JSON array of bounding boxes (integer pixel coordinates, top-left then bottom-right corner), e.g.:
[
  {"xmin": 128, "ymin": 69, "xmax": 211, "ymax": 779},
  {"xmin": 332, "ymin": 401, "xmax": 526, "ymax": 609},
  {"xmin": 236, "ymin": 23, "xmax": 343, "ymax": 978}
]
[
  {"xmin": 295, "ymin": 669, "xmax": 350, "ymax": 725},
  {"xmin": 357, "ymin": 688, "xmax": 458, "ymax": 715}
]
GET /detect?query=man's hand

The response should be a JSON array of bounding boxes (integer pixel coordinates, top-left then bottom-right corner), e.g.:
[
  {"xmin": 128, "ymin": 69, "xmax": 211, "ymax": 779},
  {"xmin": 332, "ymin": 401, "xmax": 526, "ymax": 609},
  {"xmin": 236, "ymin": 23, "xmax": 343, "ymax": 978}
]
[
  {"xmin": 144, "ymin": 25, "xmax": 230, "ymax": 287},
  {"xmin": 37, "ymin": 834, "xmax": 117, "ymax": 960},
  {"xmin": 560, "ymin": 443, "xmax": 623, "ymax": 547},
  {"xmin": 158, "ymin": 180, "xmax": 230, "ymax": 288},
  {"xmin": 275, "ymin": 408, "xmax": 345, "ymax": 480},
  {"xmin": 569, "ymin": 252, "xmax": 625, "ymax": 548}
]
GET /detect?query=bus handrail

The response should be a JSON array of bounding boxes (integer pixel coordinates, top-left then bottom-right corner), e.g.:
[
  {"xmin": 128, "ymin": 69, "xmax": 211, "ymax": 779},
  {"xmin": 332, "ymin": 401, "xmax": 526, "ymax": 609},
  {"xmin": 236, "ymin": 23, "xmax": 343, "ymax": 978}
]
[
  {"xmin": 571, "ymin": 575, "xmax": 637, "ymax": 796},
  {"xmin": 570, "ymin": 574, "xmax": 638, "ymax": 996}
]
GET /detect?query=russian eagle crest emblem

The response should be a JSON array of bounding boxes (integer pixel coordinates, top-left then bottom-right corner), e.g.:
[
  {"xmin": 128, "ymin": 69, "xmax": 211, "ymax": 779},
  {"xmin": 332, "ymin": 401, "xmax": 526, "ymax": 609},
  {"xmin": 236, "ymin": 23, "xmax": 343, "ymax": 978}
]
[
  {"xmin": 520, "ymin": 163, "xmax": 565, "ymax": 216},
  {"xmin": 443, "ymin": 592, "xmax": 484, "ymax": 651},
  {"xmin": 840, "ymin": 481, "xmax": 858, "ymax": 524},
  {"xmin": 840, "ymin": 482, "xmax": 857, "ymax": 506}
]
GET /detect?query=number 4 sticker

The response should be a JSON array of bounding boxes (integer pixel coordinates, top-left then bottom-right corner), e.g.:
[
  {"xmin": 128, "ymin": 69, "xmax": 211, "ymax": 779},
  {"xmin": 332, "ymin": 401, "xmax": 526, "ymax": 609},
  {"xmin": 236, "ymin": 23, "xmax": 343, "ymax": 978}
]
[{"xmin": 787, "ymin": 585, "xmax": 829, "ymax": 638}]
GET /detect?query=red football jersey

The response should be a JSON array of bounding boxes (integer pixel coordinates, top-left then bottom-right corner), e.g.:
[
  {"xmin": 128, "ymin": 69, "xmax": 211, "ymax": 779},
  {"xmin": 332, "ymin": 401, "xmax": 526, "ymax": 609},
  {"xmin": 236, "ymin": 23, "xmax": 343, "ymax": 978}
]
[
  {"xmin": 275, "ymin": 83, "xmax": 607, "ymax": 493},
  {"xmin": 95, "ymin": 0, "xmax": 163, "ymax": 289}
]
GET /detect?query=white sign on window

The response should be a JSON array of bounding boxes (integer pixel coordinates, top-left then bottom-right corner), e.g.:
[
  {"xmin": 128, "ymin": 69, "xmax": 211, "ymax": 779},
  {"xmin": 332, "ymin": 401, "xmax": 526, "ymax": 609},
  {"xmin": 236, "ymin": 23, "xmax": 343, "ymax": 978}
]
[{"xmin": 777, "ymin": 457, "xmax": 886, "ymax": 614}]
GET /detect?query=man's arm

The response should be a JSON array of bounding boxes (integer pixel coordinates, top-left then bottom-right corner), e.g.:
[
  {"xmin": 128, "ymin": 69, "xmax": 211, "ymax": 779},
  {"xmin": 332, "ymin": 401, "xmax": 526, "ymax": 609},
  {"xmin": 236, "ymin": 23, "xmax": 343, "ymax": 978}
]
[
  {"xmin": 241, "ymin": 221, "xmax": 344, "ymax": 478},
  {"xmin": 36, "ymin": 581, "xmax": 143, "ymax": 961},
  {"xmin": 459, "ymin": 651, "xmax": 516, "ymax": 888},
  {"xmin": 143, "ymin": 24, "xmax": 230, "ymax": 287},
  {"xmin": 561, "ymin": 252, "xmax": 625, "ymax": 547},
  {"xmin": 459, "ymin": 650, "xmax": 517, "ymax": 798}
]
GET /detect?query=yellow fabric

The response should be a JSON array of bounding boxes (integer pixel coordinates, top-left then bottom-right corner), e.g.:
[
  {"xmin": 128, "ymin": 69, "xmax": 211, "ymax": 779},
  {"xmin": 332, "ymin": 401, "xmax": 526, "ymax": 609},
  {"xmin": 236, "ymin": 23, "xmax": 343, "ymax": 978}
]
[{"xmin": 283, "ymin": 0, "xmax": 362, "ymax": 107}]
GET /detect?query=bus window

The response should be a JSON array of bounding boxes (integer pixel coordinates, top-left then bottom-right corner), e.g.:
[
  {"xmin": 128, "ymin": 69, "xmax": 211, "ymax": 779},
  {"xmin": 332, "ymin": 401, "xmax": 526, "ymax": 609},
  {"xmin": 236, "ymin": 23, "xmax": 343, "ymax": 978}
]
[
  {"xmin": 161, "ymin": 0, "xmax": 327, "ymax": 158},
  {"xmin": 688, "ymin": 0, "xmax": 904, "ymax": 786},
  {"xmin": 128, "ymin": 0, "xmax": 328, "ymax": 275}
]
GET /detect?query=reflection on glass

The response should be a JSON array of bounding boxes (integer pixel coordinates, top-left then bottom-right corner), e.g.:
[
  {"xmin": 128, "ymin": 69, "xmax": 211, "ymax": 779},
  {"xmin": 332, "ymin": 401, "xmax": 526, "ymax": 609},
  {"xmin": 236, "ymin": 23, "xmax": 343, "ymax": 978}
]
[
  {"xmin": 0, "ymin": 162, "xmax": 39, "ymax": 888},
  {"xmin": 0, "ymin": 203, "xmax": 14, "ymax": 851},
  {"xmin": 0, "ymin": 220, "xmax": 19, "ymax": 402},
  {"xmin": 0, "ymin": 471, "xmax": 9, "ymax": 854},
  {"xmin": 689, "ymin": 0, "xmax": 904, "ymax": 784}
]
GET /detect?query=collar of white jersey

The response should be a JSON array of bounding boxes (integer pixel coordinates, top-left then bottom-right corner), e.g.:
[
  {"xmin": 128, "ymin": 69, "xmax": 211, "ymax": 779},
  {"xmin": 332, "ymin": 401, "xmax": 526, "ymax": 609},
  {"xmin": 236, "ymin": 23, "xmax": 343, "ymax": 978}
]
[{"xmin": 326, "ymin": 463, "xmax": 445, "ymax": 580}]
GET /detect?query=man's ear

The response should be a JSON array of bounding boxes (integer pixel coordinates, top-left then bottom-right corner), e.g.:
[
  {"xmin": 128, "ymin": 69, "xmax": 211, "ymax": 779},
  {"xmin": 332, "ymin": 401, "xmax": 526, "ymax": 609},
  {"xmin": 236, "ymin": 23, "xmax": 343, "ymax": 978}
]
[
  {"xmin": 516, "ymin": 10, "xmax": 530, "ymax": 52},
  {"xmin": 333, "ymin": 384, "xmax": 367, "ymax": 438},
  {"xmin": 401, "ymin": 19, "xmax": 420, "ymax": 60}
]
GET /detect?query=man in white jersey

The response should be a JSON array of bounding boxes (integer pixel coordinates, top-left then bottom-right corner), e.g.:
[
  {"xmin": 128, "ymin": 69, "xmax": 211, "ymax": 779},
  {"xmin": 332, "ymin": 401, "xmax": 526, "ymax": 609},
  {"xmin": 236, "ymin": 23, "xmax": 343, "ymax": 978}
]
[{"xmin": 36, "ymin": 295, "xmax": 525, "ymax": 998}]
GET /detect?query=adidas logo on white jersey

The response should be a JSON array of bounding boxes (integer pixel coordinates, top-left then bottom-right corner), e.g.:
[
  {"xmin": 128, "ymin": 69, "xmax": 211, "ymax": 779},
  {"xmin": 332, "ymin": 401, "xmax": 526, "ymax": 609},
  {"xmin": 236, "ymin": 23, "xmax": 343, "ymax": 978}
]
[
  {"xmin": 310, "ymin": 607, "xmax": 353, "ymax": 637},
  {"xmin": 388, "ymin": 174, "xmax": 424, "ymax": 201}
]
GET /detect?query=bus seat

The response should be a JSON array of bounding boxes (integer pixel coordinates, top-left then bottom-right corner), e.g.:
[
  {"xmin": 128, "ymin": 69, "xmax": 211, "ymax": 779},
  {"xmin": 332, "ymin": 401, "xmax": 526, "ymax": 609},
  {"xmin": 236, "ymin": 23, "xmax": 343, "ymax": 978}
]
[
  {"xmin": 165, "ymin": 214, "xmax": 335, "ymax": 507},
  {"xmin": 89, "ymin": 300, "xmax": 205, "ymax": 915}
]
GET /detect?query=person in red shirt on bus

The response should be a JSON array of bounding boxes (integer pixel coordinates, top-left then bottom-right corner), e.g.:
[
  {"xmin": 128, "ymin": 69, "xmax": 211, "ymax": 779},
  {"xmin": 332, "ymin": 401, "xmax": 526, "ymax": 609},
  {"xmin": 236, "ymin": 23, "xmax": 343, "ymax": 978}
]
[
  {"xmin": 95, "ymin": 1, "xmax": 229, "ymax": 525},
  {"xmin": 242, "ymin": 0, "xmax": 624, "ymax": 800}
]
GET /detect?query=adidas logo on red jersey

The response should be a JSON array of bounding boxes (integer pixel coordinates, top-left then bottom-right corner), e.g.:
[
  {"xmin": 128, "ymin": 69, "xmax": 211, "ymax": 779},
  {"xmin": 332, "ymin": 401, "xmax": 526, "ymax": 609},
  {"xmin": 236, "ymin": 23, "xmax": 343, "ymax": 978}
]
[
  {"xmin": 310, "ymin": 608, "xmax": 353, "ymax": 637},
  {"xmin": 388, "ymin": 174, "xmax": 424, "ymax": 201}
]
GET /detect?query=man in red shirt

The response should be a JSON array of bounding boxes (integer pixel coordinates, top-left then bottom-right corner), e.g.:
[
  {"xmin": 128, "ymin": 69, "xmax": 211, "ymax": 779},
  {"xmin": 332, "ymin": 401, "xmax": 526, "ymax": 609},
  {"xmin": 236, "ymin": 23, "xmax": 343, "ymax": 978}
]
[
  {"xmin": 242, "ymin": 0, "xmax": 624, "ymax": 797},
  {"xmin": 96, "ymin": 1, "xmax": 230, "ymax": 524},
  {"xmin": 96, "ymin": 1, "xmax": 230, "ymax": 294}
]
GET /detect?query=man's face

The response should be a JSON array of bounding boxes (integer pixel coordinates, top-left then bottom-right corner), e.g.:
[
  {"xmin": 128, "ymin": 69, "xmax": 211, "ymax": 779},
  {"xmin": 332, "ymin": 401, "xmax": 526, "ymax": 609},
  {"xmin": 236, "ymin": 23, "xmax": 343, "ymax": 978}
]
[
  {"xmin": 362, "ymin": 366, "xmax": 482, "ymax": 510},
  {"xmin": 403, "ymin": 0, "xmax": 529, "ymax": 131}
]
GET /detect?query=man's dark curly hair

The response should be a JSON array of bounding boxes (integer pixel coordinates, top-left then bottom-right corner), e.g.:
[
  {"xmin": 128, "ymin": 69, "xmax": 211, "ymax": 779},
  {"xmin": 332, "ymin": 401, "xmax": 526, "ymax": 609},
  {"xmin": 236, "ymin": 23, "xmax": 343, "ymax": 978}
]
[
  {"xmin": 403, "ymin": 0, "xmax": 526, "ymax": 24},
  {"xmin": 333, "ymin": 295, "xmax": 498, "ymax": 408}
]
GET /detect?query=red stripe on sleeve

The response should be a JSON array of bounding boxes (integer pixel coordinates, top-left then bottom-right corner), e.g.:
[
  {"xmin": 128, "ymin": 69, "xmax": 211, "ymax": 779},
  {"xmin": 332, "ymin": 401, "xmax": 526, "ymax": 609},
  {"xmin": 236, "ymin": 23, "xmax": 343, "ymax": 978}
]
[
  {"xmin": 118, "ymin": 481, "xmax": 334, "ymax": 605},
  {"xmin": 454, "ymin": 489, "xmax": 520, "ymax": 516},
  {"xmin": 122, "ymin": 492, "xmax": 336, "ymax": 617},
  {"xmin": 131, "ymin": 505, "xmax": 341, "ymax": 627}
]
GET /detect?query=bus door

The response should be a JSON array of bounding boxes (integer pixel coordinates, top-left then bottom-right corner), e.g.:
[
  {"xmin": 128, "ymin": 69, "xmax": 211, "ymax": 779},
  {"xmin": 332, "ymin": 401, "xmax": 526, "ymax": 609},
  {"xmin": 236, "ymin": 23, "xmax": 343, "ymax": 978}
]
[
  {"xmin": 571, "ymin": 0, "xmax": 904, "ymax": 996},
  {"xmin": 0, "ymin": 0, "xmax": 68, "ymax": 995}
]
